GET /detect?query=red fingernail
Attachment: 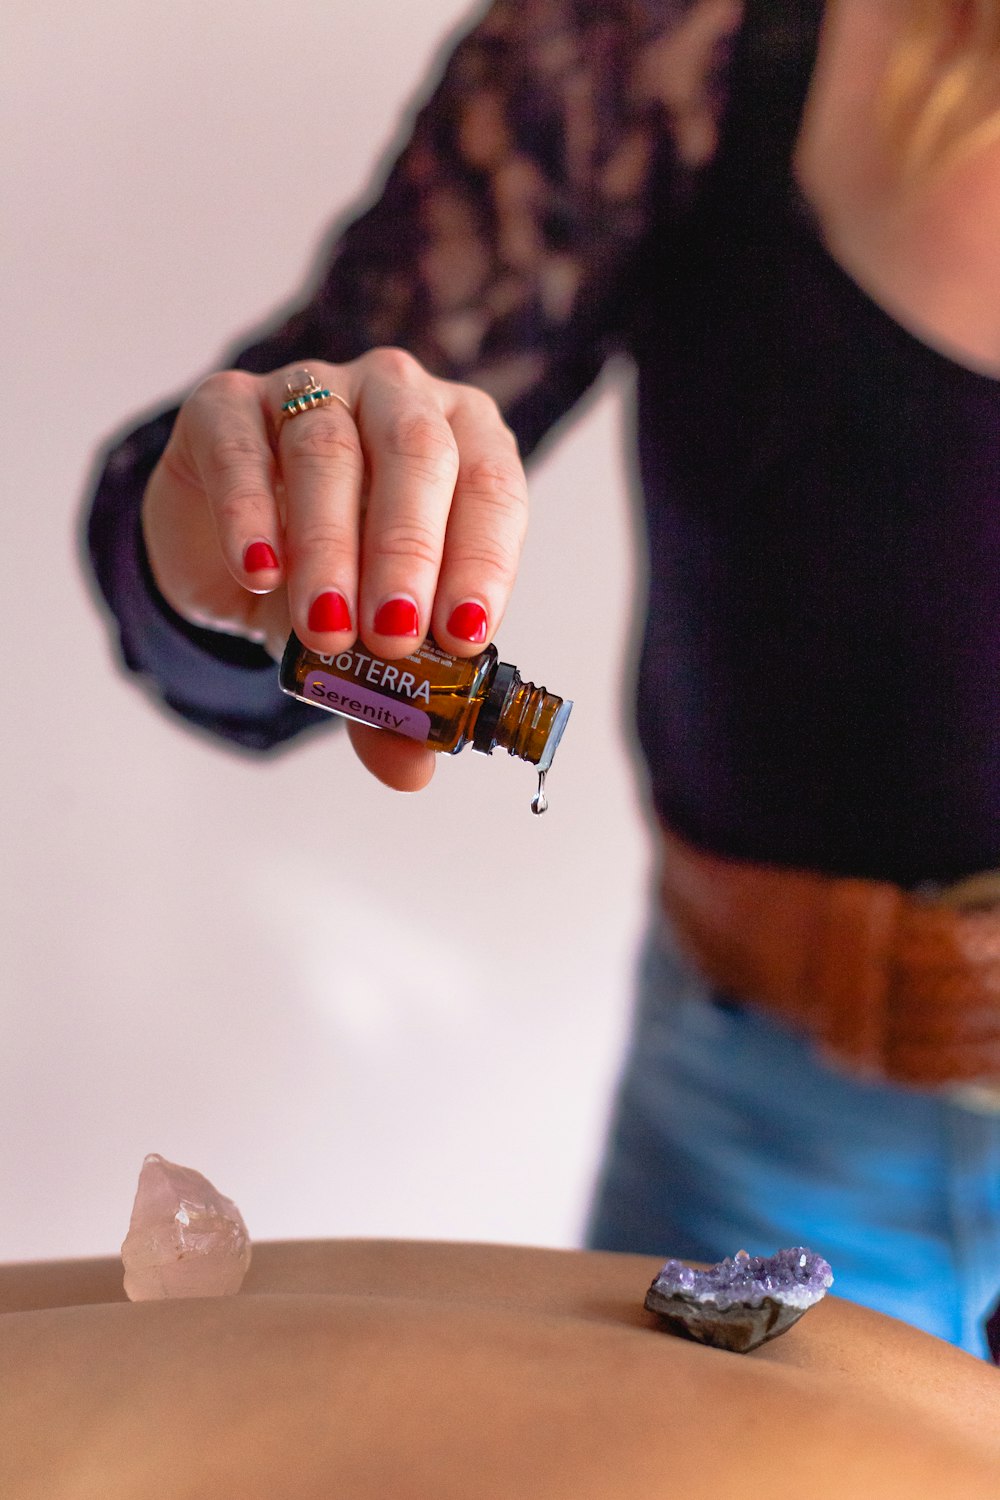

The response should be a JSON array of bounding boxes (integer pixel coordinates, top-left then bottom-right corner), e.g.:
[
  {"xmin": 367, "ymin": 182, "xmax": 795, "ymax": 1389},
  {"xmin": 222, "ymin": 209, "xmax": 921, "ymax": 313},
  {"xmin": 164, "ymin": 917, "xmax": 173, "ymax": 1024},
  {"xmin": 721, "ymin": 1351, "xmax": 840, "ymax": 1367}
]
[
  {"xmin": 308, "ymin": 590, "xmax": 352, "ymax": 633},
  {"xmin": 244, "ymin": 541, "xmax": 278, "ymax": 573},
  {"xmin": 373, "ymin": 596, "xmax": 420, "ymax": 636},
  {"xmin": 447, "ymin": 601, "xmax": 488, "ymax": 644}
]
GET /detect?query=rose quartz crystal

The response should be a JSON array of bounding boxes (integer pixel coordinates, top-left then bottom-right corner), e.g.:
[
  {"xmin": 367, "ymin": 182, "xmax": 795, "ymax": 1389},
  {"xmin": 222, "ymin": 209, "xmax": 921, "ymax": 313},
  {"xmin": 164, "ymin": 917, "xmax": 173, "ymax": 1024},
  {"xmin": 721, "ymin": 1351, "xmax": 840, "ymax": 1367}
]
[{"xmin": 121, "ymin": 1153, "xmax": 252, "ymax": 1301}]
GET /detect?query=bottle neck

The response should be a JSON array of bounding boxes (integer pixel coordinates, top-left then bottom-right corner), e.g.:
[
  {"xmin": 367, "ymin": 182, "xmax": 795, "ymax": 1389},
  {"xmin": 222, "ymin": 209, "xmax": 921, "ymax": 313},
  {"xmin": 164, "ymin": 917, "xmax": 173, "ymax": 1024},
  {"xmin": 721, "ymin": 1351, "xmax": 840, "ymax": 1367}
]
[{"xmin": 473, "ymin": 663, "xmax": 572, "ymax": 770}]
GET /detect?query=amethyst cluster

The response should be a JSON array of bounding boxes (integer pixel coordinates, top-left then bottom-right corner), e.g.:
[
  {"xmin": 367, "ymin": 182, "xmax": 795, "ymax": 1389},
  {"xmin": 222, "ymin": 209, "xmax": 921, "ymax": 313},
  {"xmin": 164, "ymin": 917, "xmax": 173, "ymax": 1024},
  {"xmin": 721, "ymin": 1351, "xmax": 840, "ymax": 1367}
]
[{"xmin": 645, "ymin": 1248, "xmax": 833, "ymax": 1353}]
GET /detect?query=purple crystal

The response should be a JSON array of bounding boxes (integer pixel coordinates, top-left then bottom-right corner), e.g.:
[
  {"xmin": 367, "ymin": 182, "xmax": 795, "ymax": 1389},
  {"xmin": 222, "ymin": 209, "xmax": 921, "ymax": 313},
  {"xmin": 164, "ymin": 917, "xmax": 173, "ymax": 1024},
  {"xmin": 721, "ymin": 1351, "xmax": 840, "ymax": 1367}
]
[{"xmin": 645, "ymin": 1248, "xmax": 833, "ymax": 1353}]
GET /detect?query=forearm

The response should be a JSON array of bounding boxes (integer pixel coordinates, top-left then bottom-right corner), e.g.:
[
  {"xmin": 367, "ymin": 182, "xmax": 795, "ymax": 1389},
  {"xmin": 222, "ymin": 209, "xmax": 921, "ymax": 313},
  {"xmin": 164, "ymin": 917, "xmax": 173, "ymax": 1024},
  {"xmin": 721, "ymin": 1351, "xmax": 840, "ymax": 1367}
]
[{"xmin": 83, "ymin": 2, "xmax": 703, "ymax": 749}]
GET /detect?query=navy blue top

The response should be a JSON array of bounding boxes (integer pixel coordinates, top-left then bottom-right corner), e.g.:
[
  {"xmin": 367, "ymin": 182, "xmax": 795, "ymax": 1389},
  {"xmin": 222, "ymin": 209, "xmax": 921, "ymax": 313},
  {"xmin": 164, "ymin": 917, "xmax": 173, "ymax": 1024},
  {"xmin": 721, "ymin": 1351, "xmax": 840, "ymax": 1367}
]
[{"xmin": 85, "ymin": 0, "xmax": 1000, "ymax": 884}]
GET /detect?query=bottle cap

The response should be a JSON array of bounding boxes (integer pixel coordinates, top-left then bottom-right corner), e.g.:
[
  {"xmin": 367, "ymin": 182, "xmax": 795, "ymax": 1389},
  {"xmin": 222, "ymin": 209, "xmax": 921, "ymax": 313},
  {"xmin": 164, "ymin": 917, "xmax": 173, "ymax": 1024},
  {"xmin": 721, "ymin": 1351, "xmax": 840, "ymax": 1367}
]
[{"xmin": 472, "ymin": 661, "xmax": 518, "ymax": 755}]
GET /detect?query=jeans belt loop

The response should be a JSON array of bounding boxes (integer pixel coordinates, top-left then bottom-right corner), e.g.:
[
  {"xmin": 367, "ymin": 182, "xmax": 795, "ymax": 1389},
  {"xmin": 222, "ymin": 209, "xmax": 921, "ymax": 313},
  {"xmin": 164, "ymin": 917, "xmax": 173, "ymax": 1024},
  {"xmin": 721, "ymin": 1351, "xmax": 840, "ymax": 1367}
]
[
  {"xmin": 807, "ymin": 878, "xmax": 901, "ymax": 1076},
  {"xmin": 917, "ymin": 868, "xmax": 1000, "ymax": 1110}
]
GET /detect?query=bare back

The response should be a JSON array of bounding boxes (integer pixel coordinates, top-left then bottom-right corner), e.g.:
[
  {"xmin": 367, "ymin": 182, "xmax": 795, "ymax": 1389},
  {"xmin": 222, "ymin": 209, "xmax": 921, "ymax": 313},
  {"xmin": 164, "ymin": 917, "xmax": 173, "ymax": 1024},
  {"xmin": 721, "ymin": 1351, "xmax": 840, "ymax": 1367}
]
[{"xmin": 1, "ymin": 1240, "xmax": 998, "ymax": 1499}]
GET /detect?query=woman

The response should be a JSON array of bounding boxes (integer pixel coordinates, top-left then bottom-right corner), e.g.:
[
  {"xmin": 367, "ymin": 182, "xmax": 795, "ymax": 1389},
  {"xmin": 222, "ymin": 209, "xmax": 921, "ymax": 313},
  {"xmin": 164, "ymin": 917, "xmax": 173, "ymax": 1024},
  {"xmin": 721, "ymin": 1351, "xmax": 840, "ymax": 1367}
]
[
  {"xmin": 2, "ymin": 1238, "xmax": 999, "ymax": 1496},
  {"xmin": 87, "ymin": 1, "xmax": 1000, "ymax": 1353}
]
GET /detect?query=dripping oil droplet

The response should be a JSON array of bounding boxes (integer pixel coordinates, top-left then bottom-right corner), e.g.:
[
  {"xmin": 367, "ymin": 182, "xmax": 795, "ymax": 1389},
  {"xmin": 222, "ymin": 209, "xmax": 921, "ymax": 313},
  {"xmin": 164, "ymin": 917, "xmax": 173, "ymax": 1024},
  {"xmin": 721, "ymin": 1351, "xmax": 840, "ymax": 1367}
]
[{"xmin": 531, "ymin": 770, "xmax": 548, "ymax": 815}]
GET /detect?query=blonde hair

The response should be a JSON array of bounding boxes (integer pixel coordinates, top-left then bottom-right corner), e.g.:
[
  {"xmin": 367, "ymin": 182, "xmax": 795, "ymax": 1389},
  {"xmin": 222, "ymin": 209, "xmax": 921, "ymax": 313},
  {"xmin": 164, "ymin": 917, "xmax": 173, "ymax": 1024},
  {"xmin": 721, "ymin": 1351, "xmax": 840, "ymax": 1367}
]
[{"xmin": 882, "ymin": 0, "xmax": 1000, "ymax": 175}]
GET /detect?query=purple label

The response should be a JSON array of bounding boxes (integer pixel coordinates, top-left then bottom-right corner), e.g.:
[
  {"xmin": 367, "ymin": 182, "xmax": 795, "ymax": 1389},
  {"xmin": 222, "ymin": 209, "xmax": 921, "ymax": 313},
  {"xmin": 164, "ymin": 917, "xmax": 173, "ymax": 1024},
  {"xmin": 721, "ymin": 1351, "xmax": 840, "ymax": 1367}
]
[{"xmin": 303, "ymin": 671, "xmax": 431, "ymax": 741}]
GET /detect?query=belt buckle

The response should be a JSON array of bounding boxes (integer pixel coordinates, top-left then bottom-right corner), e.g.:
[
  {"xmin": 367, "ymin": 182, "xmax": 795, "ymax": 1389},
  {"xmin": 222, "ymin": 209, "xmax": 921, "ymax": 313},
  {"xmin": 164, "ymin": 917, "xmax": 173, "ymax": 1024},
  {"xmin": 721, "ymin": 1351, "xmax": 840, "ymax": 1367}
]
[
  {"xmin": 934, "ymin": 868, "xmax": 1000, "ymax": 912},
  {"xmin": 949, "ymin": 1083, "xmax": 1000, "ymax": 1112}
]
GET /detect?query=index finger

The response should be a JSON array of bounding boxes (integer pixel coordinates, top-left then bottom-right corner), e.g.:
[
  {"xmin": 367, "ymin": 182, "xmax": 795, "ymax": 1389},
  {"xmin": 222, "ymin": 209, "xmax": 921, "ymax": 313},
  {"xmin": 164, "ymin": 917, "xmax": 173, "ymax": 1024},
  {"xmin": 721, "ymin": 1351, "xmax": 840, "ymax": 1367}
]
[{"xmin": 179, "ymin": 369, "xmax": 284, "ymax": 593}]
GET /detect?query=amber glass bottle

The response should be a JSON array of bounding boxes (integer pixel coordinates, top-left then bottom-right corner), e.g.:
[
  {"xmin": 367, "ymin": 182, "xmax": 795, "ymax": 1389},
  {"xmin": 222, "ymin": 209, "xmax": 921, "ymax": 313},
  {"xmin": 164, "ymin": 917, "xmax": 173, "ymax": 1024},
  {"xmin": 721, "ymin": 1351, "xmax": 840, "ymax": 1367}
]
[{"xmin": 279, "ymin": 633, "xmax": 572, "ymax": 782}]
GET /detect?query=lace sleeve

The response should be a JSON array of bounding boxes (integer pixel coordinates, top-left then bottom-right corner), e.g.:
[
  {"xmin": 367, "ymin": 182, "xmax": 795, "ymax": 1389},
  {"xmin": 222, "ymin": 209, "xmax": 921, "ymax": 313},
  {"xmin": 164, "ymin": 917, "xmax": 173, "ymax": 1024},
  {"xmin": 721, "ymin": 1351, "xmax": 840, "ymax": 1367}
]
[
  {"xmin": 85, "ymin": 0, "xmax": 741, "ymax": 750},
  {"xmin": 234, "ymin": 0, "xmax": 742, "ymax": 453}
]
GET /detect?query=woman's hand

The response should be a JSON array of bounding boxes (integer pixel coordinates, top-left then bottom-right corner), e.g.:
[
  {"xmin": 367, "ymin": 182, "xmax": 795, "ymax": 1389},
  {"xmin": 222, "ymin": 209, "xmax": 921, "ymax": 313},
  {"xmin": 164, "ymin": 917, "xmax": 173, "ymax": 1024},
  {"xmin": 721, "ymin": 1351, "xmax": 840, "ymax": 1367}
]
[{"xmin": 141, "ymin": 351, "xmax": 529, "ymax": 790}]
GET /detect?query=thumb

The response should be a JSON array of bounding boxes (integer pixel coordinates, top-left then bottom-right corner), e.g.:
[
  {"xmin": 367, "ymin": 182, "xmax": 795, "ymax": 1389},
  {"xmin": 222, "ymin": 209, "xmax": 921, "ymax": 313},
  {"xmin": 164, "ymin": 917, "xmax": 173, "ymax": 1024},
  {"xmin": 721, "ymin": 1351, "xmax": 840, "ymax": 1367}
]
[{"xmin": 346, "ymin": 721, "xmax": 437, "ymax": 792}]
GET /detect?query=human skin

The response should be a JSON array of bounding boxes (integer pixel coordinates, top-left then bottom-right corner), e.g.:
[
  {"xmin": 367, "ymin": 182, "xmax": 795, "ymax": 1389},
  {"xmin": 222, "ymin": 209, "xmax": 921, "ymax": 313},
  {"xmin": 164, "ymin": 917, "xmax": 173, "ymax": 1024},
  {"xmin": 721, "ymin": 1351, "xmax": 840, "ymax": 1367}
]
[
  {"xmin": 141, "ymin": 353, "xmax": 526, "ymax": 795},
  {"xmin": 0, "ymin": 1240, "xmax": 998, "ymax": 1499}
]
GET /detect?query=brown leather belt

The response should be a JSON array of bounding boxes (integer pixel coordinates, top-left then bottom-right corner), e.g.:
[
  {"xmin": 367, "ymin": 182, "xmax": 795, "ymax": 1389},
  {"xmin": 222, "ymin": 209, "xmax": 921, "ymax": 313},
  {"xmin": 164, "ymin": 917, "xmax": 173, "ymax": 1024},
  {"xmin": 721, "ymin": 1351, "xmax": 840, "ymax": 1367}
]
[{"xmin": 658, "ymin": 823, "xmax": 1000, "ymax": 1091}]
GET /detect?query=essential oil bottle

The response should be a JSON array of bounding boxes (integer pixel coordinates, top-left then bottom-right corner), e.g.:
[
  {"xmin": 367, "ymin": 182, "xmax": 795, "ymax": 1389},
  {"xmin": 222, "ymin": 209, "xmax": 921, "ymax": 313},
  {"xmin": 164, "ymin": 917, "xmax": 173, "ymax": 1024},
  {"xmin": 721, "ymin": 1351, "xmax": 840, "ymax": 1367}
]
[{"xmin": 279, "ymin": 633, "xmax": 572, "ymax": 812}]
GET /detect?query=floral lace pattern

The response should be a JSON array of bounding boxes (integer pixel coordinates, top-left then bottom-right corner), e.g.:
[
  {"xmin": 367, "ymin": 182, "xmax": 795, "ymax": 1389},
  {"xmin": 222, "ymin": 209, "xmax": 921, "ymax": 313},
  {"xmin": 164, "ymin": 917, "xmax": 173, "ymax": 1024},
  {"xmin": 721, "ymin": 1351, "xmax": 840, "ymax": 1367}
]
[{"xmin": 234, "ymin": 0, "xmax": 743, "ymax": 437}]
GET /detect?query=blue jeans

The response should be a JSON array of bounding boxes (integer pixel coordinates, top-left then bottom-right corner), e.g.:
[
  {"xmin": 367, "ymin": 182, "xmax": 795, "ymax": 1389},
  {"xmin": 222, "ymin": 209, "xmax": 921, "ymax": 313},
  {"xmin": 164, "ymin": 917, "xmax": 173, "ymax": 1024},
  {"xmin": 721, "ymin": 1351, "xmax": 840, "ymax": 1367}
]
[{"xmin": 585, "ymin": 921, "xmax": 1000, "ymax": 1358}]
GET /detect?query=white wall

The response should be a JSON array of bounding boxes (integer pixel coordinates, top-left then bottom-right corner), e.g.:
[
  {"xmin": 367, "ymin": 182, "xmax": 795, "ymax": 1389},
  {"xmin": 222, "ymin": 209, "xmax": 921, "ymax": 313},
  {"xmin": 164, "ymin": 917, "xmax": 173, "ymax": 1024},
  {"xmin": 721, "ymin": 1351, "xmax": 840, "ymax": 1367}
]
[{"xmin": 1, "ymin": 1, "xmax": 650, "ymax": 1261}]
